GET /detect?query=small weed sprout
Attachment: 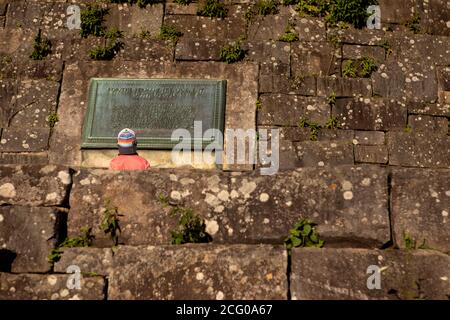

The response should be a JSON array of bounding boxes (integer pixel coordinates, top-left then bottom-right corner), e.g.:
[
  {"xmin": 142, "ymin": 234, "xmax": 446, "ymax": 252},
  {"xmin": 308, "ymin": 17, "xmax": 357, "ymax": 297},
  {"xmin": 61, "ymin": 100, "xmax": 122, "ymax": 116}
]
[
  {"xmin": 256, "ymin": 99, "xmax": 262, "ymax": 109},
  {"xmin": 174, "ymin": 0, "xmax": 193, "ymax": 4},
  {"xmin": 170, "ymin": 207, "xmax": 212, "ymax": 245},
  {"xmin": 327, "ymin": 91, "xmax": 336, "ymax": 105},
  {"xmin": 298, "ymin": 117, "xmax": 321, "ymax": 141},
  {"xmin": 324, "ymin": 116, "xmax": 341, "ymax": 129},
  {"xmin": 30, "ymin": 30, "xmax": 52, "ymax": 60},
  {"xmin": 48, "ymin": 227, "xmax": 94, "ymax": 267},
  {"xmin": 405, "ymin": 13, "xmax": 421, "ymax": 34},
  {"xmin": 158, "ymin": 24, "xmax": 183, "ymax": 42},
  {"xmin": 378, "ymin": 39, "xmax": 392, "ymax": 58},
  {"xmin": 80, "ymin": 5, "xmax": 108, "ymax": 38},
  {"xmin": 219, "ymin": 41, "xmax": 246, "ymax": 63},
  {"xmin": 101, "ymin": 200, "xmax": 122, "ymax": 246},
  {"xmin": 279, "ymin": 22, "xmax": 299, "ymax": 42},
  {"xmin": 359, "ymin": 56, "xmax": 377, "ymax": 78},
  {"xmin": 47, "ymin": 112, "xmax": 59, "ymax": 128},
  {"xmin": 343, "ymin": 60, "xmax": 357, "ymax": 78},
  {"xmin": 197, "ymin": 0, "xmax": 228, "ymax": 19},
  {"xmin": 284, "ymin": 218, "xmax": 324, "ymax": 255}
]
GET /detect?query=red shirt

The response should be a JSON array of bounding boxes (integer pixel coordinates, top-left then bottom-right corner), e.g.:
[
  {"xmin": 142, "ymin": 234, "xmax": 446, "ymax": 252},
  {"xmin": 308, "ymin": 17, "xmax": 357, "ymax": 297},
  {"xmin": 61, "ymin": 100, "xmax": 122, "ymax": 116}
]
[{"xmin": 109, "ymin": 155, "xmax": 150, "ymax": 171}]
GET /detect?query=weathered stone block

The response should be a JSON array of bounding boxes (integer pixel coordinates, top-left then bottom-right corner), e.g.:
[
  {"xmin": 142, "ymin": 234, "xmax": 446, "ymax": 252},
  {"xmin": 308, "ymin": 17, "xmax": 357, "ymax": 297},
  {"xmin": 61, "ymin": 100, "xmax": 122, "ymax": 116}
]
[
  {"xmin": 334, "ymin": 98, "xmax": 407, "ymax": 131},
  {"xmin": 387, "ymin": 131, "xmax": 450, "ymax": 168},
  {"xmin": 408, "ymin": 115, "xmax": 448, "ymax": 135},
  {"xmin": 257, "ymin": 94, "xmax": 330, "ymax": 127},
  {"xmin": 165, "ymin": 3, "xmax": 199, "ymax": 15},
  {"xmin": 259, "ymin": 70, "xmax": 316, "ymax": 95},
  {"xmin": 245, "ymin": 40, "xmax": 290, "ymax": 65},
  {"xmin": 0, "ymin": 165, "xmax": 71, "ymax": 206},
  {"xmin": 0, "ymin": 79, "xmax": 59, "ymax": 128},
  {"xmin": 317, "ymin": 77, "xmax": 372, "ymax": 97},
  {"xmin": 0, "ymin": 273, "xmax": 105, "ymax": 300},
  {"xmin": 342, "ymin": 45, "xmax": 386, "ymax": 64},
  {"xmin": 355, "ymin": 145, "xmax": 388, "ymax": 164},
  {"xmin": 0, "ymin": 152, "xmax": 48, "ymax": 165},
  {"xmin": 354, "ymin": 131, "xmax": 385, "ymax": 145},
  {"xmin": 0, "ymin": 128, "xmax": 50, "ymax": 152},
  {"xmin": 0, "ymin": 206, "xmax": 59, "ymax": 272},
  {"xmin": 409, "ymin": 103, "xmax": 450, "ymax": 117},
  {"xmin": 117, "ymin": 38, "xmax": 173, "ymax": 62},
  {"xmin": 291, "ymin": 41, "xmax": 339, "ymax": 77},
  {"xmin": 69, "ymin": 166, "xmax": 390, "ymax": 247},
  {"xmin": 165, "ymin": 5, "xmax": 246, "ymax": 40},
  {"xmin": 55, "ymin": 245, "xmax": 287, "ymax": 300},
  {"xmin": 104, "ymin": 3, "xmax": 163, "ymax": 38},
  {"xmin": 291, "ymin": 248, "xmax": 450, "ymax": 300},
  {"xmin": 372, "ymin": 62, "xmax": 406, "ymax": 99},
  {"xmin": 175, "ymin": 38, "xmax": 225, "ymax": 61},
  {"xmin": 294, "ymin": 141, "xmax": 354, "ymax": 167},
  {"xmin": 391, "ymin": 168, "xmax": 450, "ymax": 252}
]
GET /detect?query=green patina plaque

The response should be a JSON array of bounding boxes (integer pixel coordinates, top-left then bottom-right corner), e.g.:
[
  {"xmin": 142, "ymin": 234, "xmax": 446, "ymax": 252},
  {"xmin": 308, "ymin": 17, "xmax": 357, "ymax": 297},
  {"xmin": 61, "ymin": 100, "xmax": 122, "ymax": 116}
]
[{"xmin": 81, "ymin": 78, "xmax": 227, "ymax": 149}]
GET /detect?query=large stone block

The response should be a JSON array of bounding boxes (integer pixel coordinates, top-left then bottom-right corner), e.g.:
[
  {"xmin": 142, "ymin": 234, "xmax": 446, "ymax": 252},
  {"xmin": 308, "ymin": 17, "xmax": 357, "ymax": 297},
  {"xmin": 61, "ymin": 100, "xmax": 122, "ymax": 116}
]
[
  {"xmin": 354, "ymin": 145, "xmax": 388, "ymax": 164},
  {"xmin": 0, "ymin": 206, "xmax": 60, "ymax": 272},
  {"xmin": 68, "ymin": 166, "xmax": 390, "ymax": 247},
  {"xmin": 408, "ymin": 115, "xmax": 448, "ymax": 135},
  {"xmin": 55, "ymin": 245, "xmax": 287, "ymax": 300},
  {"xmin": 0, "ymin": 128, "xmax": 50, "ymax": 152},
  {"xmin": 387, "ymin": 131, "xmax": 450, "ymax": 168},
  {"xmin": 291, "ymin": 41, "xmax": 339, "ymax": 77},
  {"xmin": 294, "ymin": 141, "xmax": 354, "ymax": 167},
  {"xmin": 257, "ymin": 94, "xmax": 330, "ymax": 127},
  {"xmin": 0, "ymin": 79, "xmax": 60, "ymax": 128},
  {"xmin": 0, "ymin": 273, "xmax": 105, "ymax": 300},
  {"xmin": 291, "ymin": 248, "xmax": 450, "ymax": 300},
  {"xmin": 317, "ymin": 77, "xmax": 372, "ymax": 97},
  {"xmin": 391, "ymin": 168, "xmax": 450, "ymax": 252},
  {"xmin": 334, "ymin": 98, "xmax": 407, "ymax": 131},
  {"xmin": 0, "ymin": 165, "xmax": 71, "ymax": 206}
]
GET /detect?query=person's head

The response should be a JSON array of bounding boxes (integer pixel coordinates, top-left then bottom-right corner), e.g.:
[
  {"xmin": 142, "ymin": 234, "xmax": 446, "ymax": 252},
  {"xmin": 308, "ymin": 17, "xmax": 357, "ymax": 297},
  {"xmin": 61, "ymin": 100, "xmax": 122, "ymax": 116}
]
[{"xmin": 117, "ymin": 128, "xmax": 137, "ymax": 155}]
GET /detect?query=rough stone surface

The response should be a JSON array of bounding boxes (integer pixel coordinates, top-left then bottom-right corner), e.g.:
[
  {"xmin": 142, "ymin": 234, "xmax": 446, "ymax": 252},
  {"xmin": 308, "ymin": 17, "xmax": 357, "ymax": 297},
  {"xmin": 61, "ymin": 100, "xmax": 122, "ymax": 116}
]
[
  {"xmin": 391, "ymin": 168, "xmax": 450, "ymax": 252},
  {"xmin": 387, "ymin": 132, "xmax": 450, "ymax": 168},
  {"xmin": 0, "ymin": 128, "xmax": 50, "ymax": 152},
  {"xmin": 69, "ymin": 166, "xmax": 390, "ymax": 247},
  {"xmin": 55, "ymin": 245, "xmax": 287, "ymax": 300},
  {"xmin": 291, "ymin": 248, "xmax": 450, "ymax": 300},
  {"xmin": 354, "ymin": 131, "xmax": 385, "ymax": 145},
  {"xmin": 317, "ymin": 77, "xmax": 372, "ymax": 97},
  {"xmin": 0, "ymin": 165, "xmax": 71, "ymax": 206},
  {"xmin": 0, "ymin": 273, "xmax": 105, "ymax": 300},
  {"xmin": 0, "ymin": 206, "xmax": 59, "ymax": 273},
  {"xmin": 355, "ymin": 145, "xmax": 388, "ymax": 164},
  {"xmin": 294, "ymin": 141, "xmax": 354, "ymax": 167}
]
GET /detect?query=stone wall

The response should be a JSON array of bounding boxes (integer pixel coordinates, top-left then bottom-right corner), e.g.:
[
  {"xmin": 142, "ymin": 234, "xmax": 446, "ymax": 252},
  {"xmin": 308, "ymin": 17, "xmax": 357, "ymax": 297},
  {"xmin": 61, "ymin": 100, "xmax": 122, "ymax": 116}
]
[{"xmin": 0, "ymin": 0, "xmax": 449, "ymax": 300}]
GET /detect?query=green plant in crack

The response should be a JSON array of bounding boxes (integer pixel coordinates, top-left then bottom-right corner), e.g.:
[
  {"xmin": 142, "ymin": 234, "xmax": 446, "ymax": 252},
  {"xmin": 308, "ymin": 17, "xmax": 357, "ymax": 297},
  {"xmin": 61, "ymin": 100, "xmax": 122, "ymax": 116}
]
[
  {"xmin": 219, "ymin": 41, "xmax": 246, "ymax": 63},
  {"xmin": 246, "ymin": 0, "xmax": 279, "ymax": 22},
  {"xmin": 343, "ymin": 60, "xmax": 357, "ymax": 78},
  {"xmin": 30, "ymin": 30, "xmax": 52, "ymax": 60},
  {"xmin": 48, "ymin": 227, "xmax": 94, "ymax": 267},
  {"xmin": 404, "ymin": 233, "xmax": 428, "ymax": 250},
  {"xmin": 295, "ymin": 0, "xmax": 329, "ymax": 17},
  {"xmin": 359, "ymin": 56, "xmax": 377, "ymax": 78},
  {"xmin": 197, "ymin": 0, "xmax": 228, "ymax": 19},
  {"xmin": 324, "ymin": 116, "xmax": 341, "ymax": 129},
  {"xmin": 101, "ymin": 200, "xmax": 122, "ymax": 246},
  {"xmin": 108, "ymin": 0, "xmax": 165, "ymax": 8},
  {"xmin": 284, "ymin": 218, "xmax": 324, "ymax": 255},
  {"xmin": 174, "ymin": 0, "xmax": 193, "ymax": 4},
  {"xmin": 405, "ymin": 13, "xmax": 421, "ymax": 34},
  {"xmin": 378, "ymin": 39, "xmax": 392, "ymax": 58},
  {"xmin": 158, "ymin": 24, "xmax": 183, "ymax": 42},
  {"xmin": 256, "ymin": 99, "xmax": 262, "ymax": 109},
  {"xmin": 278, "ymin": 22, "xmax": 299, "ymax": 42},
  {"xmin": 327, "ymin": 91, "xmax": 336, "ymax": 106},
  {"xmin": 298, "ymin": 117, "xmax": 321, "ymax": 141},
  {"xmin": 170, "ymin": 206, "xmax": 212, "ymax": 245},
  {"xmin": 80, "ymin": 4, "xmax": 108, "ymax": 38},
  {"xmin": 404, "ymin": 125, "xmax": 412, "ymax": 133},
  {"xmin": 47, "ymin": 112, "xmax": 59, "ymax": 128},
  {"xmin": 89, "ymin": 28, "xmax": 124, "ymax": 60}
]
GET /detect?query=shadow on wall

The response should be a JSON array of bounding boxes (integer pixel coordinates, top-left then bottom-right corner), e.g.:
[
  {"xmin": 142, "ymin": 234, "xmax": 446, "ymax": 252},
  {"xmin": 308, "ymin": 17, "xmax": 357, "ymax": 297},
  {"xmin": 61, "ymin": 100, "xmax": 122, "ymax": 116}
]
[{"xmin": 0, "ymin": 249, "xmax": 16, "ymax": 272}]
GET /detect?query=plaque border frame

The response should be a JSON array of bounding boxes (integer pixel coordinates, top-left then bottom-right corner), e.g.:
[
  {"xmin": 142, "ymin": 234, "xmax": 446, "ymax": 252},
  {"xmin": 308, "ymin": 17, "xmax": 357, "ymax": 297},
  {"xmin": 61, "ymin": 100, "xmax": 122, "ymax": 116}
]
[{"xmin": 81, "ymin": 78, "xmax": 227, "ymax": 150}]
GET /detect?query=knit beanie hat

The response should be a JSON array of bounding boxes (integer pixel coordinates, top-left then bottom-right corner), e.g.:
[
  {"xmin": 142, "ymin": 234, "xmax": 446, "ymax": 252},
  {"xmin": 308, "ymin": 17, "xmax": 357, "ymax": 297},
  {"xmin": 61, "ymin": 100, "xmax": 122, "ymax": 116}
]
[{"xmin": 117, "ymin": 128, "xmax": 137, "ymax": 155}]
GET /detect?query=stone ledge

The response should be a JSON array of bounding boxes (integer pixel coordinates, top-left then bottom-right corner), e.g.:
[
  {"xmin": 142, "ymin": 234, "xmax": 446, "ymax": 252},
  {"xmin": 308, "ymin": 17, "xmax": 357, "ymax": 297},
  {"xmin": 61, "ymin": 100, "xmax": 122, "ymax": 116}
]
[
  {"xmin": 0, "ymin": 273, "xmax": 105, "ymax": 300},
  {"xmin": 291, "ymin": 248, "xmax": 450, "ymax": 300},
  {"xmin": 0, "ymin": 165, "xmax": 71, "ymax": 206},
  {"xmin": 55, "ymin": 244, "xmax": 287, "ymax": 300},
  {"xmin": 68, "ymin": 165, "xmax": 390, "ymax": 247}
]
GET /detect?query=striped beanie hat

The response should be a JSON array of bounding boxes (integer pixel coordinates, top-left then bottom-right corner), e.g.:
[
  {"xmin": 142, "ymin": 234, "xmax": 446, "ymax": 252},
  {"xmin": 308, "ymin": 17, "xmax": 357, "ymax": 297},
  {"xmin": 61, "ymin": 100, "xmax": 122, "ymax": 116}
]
[{"xmin": 117, "ymin": 128, "xmax": 136, "ymax": 148}]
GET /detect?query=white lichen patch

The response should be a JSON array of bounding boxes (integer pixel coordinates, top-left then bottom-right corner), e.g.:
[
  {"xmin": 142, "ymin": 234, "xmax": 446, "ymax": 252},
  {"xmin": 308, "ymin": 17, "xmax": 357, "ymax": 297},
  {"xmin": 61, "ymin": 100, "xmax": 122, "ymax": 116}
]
[
  {"xmin": 196, "ymin": 272, "xmax": 204, "ymax": 281},
  {"xmin": 0, "ymin": 214, "xmax": 4, "ymax": 223},
  {"xmin": 217, "ymin": 190, "xmax": 229, "ymax": 202},
  {"xmin": 343, "ymin": 191, "xmax": 354, "ymax": 200},
  {"xmin": 79, "ymin": 178, "xmax": 91, "ymax": 186},
  {"xmin": 215, "ymin": 291, "xmax": 224, "ymax": 300},
  {"xmin": 58, "ymin": 171, "xmax": 71, "ymax": 185},
  {"xmin": 170, "ymin": 190, "xmax": 181, "ymax": 201},
  {"xmin": 442, "ymin": 210, "xmax": 449, "ymax": 217},
  {"xmin": 46, "ymin": 192, "xmax": 58, "ymax": 202},
  {"xmin": 0, "ymin": 183, "xmax": 16, "ymax": 198},
  {"xmin": 180, "ymin": 178, "xmax": 195, "ymax": 185},
  {"xmin": 259, "ymin": 193, "xmax": 270, "ymax": 202},
  {"xmin": 342, "ymin": 180, "xmax": 353, "ymax": 191},
  {"xmin": 47, "ymin": 275, "xmax": 58, "ymax": 286},
  {"xmin": 205, "ymin": 193, "xmax": 220, "ymax": 207},
  {"xmin": 39, "ymin": 165, "xmax": 57, "ymax": 174},
  {"xmin": 361, "ymin": 178, "xmax": 371, "ymax": 187},
  {"xmin": 238, "ymin": 179, "xmax": 257, "ymax": 198},
  {"xmin": 205, "ymin": 219, "xmax": 219, "ymax": 235},
  {"xmin": 169, "ymin": 174, "xmax": 178, "ymax": 182}
]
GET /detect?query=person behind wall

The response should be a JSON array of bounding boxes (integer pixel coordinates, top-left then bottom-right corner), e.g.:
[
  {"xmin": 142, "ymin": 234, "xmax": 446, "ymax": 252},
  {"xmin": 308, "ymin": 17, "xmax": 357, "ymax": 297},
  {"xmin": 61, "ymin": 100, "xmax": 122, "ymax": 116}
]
[{"xmin": 109, "ymin": 128, "xmax": 150, "ymax": 170}]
